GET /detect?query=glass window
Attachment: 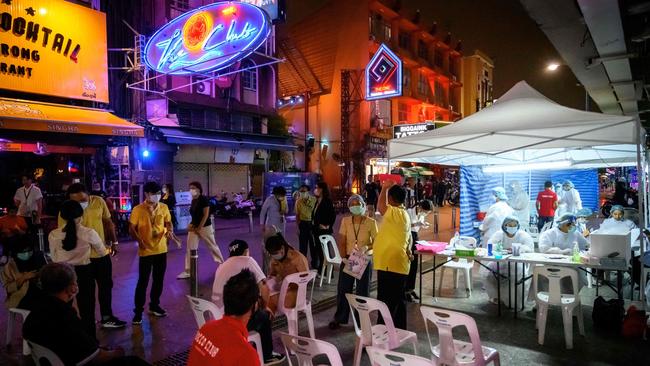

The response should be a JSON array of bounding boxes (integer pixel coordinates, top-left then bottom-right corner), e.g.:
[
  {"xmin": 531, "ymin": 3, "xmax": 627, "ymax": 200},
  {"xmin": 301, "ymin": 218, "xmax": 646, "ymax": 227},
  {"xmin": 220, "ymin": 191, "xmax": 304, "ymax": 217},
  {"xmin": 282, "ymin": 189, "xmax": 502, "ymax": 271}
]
[
  {"xmin": 241, "ymin": 63, "xmax": 257, "ymax": 91},
  {"xmin": 383, "ymin": 22, "xmax": 392, "ymax": 42},
  {"xmin": 402, "ymin": 68, "xmax": 411, "ymax": 88},
  {"xmin": 418, "ymin": 40, "xmax": 428, "ymax": 60},
  {"xmin": 398, "ymin": 31, "xmax": 410, "ymax": 50},
  {"xmin": 434, "ymin": 48, "xmax": 443, "ymax": 68},
  {"xmin": 398, "ymin": 102, "xmax": 408, "ymax": 122},
  {"xmin": 418, "ymin": 73, "xmax": 428, "ymax": 96}
]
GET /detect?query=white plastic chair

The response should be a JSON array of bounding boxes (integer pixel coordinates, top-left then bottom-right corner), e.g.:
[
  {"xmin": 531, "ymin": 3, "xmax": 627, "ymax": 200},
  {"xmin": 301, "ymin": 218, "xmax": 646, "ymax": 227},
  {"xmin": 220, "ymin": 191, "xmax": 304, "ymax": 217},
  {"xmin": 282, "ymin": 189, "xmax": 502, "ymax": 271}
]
[
  {"xmin": 280, "ymin": 332, "xmax": 343, "ymax": 366},
  {"xmin": 318, "ymin": 235, "xmax": 342, "ymax": 287},
  {"xmin": 27, "ymin": 341, "xmax": 64, "ymax": 366},
  {"xmin": 6, "ymin": 308, "xmax": 30, "ymax": 356},
  {"xmin": 439, "ymin": 236, "xmax": 476, "ymax": 297},
  {"xmin": 533, "ymin": 266, "xmax": 585, "ymax": 349},
  {"xmin": 366, "ymin": 347, "xmax": 434, "ymax": 366},
  {"xmin": 277, "ymin": 270, "xmax": 317, "ymax": 338},
  {"xmin": 186, "ymin": 295, "xmax": 264, "ymax": 365},
  {"xmin": 346, "ymin": 294, "xmax": 418, "ymax": 366},
  {"xmin": 420, "ymin": 306, "xmax": 500, "ymax": 366}
]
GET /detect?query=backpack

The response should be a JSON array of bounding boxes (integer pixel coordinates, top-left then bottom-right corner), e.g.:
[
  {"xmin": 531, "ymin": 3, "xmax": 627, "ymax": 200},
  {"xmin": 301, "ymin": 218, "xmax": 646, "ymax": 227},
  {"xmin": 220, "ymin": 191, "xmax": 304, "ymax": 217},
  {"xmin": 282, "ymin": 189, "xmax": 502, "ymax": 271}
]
[
  {"xmin": 592, "ymin": 296, "xmax": 625, "ymax": 333},
  {"xmin": 622, "ymin": 305, "xmax": 648, "ymax": 339}
]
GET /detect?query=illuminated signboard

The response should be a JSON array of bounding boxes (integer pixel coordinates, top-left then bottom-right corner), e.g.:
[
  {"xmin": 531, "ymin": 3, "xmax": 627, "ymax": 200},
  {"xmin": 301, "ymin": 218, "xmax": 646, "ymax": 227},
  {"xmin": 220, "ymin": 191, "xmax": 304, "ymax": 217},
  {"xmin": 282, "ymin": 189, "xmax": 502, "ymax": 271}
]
[
  {"xmin": 0, "ymin": 0, "xmax": 109, "ymax": 102},
  {"xmin": 366, "ymin": 44, "xmax": 402, "ymax": 101},
  {"xmin": 240, "ymin": 0, "xmax": 284, "ymax": 22},
  {"xmin": 144, "ymin": 2, "xmax": 271, "ymax": 75},
  {"xmin": 393, "ymin": 123, "xmax": 433, "ymax": 138}
]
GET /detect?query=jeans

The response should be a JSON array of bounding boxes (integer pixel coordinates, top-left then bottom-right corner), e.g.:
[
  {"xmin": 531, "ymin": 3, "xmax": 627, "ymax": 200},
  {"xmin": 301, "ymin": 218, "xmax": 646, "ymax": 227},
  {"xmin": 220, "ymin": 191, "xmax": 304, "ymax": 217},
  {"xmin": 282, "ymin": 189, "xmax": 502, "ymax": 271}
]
[
  {"xmin": 538, "ymin": 216, "xmax": 554, "ymax": 232},
  {"xmin": 298, "ymin": 221, "xmax": 313, "ymax": 258},
  {"xmin": 185, "ymin": 225, "xmax": 223, "ymax": 272},
  {"xmin": 74, "ymin": 264, "xmax": 96, "ymax": 338},
  {"xmin": 247, "ymin": 309, "xmax": 274, "ymax": 360},
  {"xmin": 377, "ymin": 270, "xmax": 408, "ymax": 330},
  {"xmin": 406, "ymin": 231, "xmax": 418, "ymax": 291},
  {"xmin": 134, "ymin": 253, "xmax": 167, "ymax": 314},
  {"xmin": 334, "ymin": 261, "xmax": 372, "ymax": 324},
  {"xmin": 90, "ymin": 255, "xmax": 114, "ymax": 318}
]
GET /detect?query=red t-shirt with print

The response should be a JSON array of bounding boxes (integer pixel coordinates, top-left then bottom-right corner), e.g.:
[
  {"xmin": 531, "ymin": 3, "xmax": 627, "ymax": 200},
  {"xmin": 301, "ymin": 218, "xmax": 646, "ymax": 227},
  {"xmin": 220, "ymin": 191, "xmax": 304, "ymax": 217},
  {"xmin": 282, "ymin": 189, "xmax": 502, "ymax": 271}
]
[{"xmin": 187, "ymin": 316, "xmax": 260, "ymax": 366}]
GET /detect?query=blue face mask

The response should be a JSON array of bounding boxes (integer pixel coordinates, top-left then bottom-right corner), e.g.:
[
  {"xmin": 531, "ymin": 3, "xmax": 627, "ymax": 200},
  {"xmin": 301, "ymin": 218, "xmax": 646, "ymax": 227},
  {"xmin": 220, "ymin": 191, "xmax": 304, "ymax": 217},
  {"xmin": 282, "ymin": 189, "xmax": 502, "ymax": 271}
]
[
  {"xmin": 505, "ymin": 227, "xmax": 518, "ymax": 236},
  {"xmin": 568, "ymin": 226, "xmax": 577, "ymax": 233},
  {"xmin": 349, "ymin": 206, "xmax": 366, "ymax": 216},
  {"xmin": 17, "ymin": 251, "xmax": 33, "ymax": 261}
]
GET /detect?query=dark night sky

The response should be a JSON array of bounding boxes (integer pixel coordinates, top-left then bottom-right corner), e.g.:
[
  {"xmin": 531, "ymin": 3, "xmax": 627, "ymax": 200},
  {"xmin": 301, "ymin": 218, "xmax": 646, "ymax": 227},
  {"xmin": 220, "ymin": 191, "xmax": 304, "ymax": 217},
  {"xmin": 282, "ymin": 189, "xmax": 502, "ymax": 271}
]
[{"xmin": 287, "ymin": 0, "xmax": 592, "ymax": 111}]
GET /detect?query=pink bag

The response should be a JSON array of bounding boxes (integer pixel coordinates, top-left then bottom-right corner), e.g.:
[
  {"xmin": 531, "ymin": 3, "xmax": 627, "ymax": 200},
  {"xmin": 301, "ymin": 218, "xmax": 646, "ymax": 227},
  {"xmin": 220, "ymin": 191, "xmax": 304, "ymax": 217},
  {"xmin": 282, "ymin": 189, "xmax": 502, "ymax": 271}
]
[{"xmin": 415, "ymin": 241, "xmax": 447, "ymax": 254}]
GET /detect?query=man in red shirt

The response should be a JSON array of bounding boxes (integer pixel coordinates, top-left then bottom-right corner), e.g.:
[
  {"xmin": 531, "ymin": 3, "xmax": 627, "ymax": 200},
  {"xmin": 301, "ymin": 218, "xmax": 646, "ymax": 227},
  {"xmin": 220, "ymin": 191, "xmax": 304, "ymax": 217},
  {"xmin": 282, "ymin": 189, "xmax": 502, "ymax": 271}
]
[
  {"xmin": 187, "ymin": 269, "xmax": 261, "ymax": 366},
  {"xmin": 536, "ymin": 181, "xmax": 558, "ymax": 232}
]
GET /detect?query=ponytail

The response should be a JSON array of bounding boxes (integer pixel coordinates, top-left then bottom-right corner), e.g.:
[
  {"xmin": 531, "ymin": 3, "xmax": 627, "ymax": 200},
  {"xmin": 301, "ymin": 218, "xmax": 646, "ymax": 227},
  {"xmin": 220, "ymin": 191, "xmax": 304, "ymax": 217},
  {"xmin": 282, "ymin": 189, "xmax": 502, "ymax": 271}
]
[
  {"xmin": 62, "ymin": 219, "xmax": 78, "ymax": 251},
  {"xmin": 60, "ymin": 200, "xmax": 84, "ymax": 251}
]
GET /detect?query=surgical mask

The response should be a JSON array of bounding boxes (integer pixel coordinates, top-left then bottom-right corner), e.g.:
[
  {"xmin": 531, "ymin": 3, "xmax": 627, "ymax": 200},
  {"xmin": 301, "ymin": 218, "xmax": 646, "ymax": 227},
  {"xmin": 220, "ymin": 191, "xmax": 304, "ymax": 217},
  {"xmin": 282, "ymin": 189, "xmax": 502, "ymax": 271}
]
[
  {"xmin": 17, "ymin": 251, "xmax": 33, "ymax": 261},
  {"xmin": 577, "ymin": 218, "xmax": 587, "ymax": 224},
  {"xmin": 568, "ymin": 226, "xmax": 577, "ymax": 233},
  {"xmin": 162, "ymin": 187, "xmax": 168, "ymax": 194},
  {"xmin": 190, "ymin": 188, "xmax": 199, "ymax": 198},
  {"xmin": 80, "ymin": 201, "xmax": 89, "ymax": 210},
  {"xmin": 148, "ymin": 194, "xmax": 161, "ymax": 204},
  {"xmin": 271, "ymin": 250, "xmax": 285, "ymax": 261},
  {"xmin": 505, "ymin": 227, "xmax": 518, "ymax": 235},
  {"xmin": 563, "ymin": 186, "xmax": 571, "ymax": 191},
  {"xmin": 300, "ymin": 192, "xmax": 308, "ymax": 199},
  {"xmin": 349, "ymin": 206, "xmax": 366, "ymax": 216},
  {"xmin": 314, "ymin": 189, "xmax": 321, "ymax": 197}
]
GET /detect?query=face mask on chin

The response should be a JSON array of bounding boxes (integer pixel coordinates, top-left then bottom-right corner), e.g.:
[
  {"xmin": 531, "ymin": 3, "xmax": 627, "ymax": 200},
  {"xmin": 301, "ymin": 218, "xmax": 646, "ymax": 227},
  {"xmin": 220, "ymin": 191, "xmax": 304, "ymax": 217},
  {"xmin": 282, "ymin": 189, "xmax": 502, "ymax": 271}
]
[
  {"xmin": 80, "ymin": 201, "xmax": 89, "ymax": 210},
  {"xmin": 148, "ymin": 194, "xmax": 161, "ymax": 204},
  {"xmin": 271, "ymin": 249, "xmax": 285, "ymax": 261}
]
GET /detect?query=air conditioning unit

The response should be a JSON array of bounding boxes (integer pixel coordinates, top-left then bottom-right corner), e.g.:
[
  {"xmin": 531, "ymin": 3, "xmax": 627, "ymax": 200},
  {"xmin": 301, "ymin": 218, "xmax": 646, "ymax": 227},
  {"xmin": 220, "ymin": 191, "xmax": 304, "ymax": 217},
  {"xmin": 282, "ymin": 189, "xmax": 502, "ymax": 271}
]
[{"xmin": 194, "ymin": 80, "xmax": 213, "ymax": 96}]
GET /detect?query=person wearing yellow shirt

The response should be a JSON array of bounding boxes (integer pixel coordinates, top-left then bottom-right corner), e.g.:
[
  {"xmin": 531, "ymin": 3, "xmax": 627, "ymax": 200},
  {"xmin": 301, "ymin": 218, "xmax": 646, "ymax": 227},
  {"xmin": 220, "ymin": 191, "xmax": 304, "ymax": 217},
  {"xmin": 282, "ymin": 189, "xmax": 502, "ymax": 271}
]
[
  {"xmin": 373, "ymin": 180, "xmax": 412, "ymax": 329},
  {"xmin": 61, "ymin": 183, "xmax": 125, "ymax": 329},
  {"xmin": 294, "ymin": 184, "xmax": 316, "ymax": 259},
  {"xmin": 129, "ymin": 182, "xmax": 174, "ymax": 325}
]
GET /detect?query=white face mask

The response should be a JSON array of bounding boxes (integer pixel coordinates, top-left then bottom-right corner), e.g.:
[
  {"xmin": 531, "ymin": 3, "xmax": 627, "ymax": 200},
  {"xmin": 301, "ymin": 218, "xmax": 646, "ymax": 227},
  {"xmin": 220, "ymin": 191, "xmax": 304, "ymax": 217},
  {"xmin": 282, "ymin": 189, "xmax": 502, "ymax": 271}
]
[
  {"xmin": 505, "ymin": 226, "xmax": 518, "ymax": 235},
  {"xmin": 162, "ymin": 187, "xmax": 168, "ymax": 194},
  {"xmin": 80, "ymin": 201, "xmax": 89, "ymax": 210},
  {"xmin": 190, "ymin": 188, "xmax": 199, "ymax": 198},
  {"xmin": 148, "ymin": 194, "xmax": 161, "ymax": 204}
]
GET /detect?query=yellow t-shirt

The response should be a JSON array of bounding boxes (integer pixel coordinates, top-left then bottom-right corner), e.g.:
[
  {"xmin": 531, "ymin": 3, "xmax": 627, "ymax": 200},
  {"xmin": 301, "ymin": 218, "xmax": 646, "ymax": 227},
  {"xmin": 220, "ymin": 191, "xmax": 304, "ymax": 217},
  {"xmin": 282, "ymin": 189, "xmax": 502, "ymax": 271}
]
[
  {"xmin": 373, "ymin": 205, "xmax": 411, "ymax": 275},
  {"xmin": 338, "ymin": 215, "xmax": 378, "ymax": 256},
  {"xmin": 58, "ymin": 195, "xmax": 110, "ymax": 258},
  {"xmin": 129, "ymin": 202, "xmax": 171, "ymax": 257}
]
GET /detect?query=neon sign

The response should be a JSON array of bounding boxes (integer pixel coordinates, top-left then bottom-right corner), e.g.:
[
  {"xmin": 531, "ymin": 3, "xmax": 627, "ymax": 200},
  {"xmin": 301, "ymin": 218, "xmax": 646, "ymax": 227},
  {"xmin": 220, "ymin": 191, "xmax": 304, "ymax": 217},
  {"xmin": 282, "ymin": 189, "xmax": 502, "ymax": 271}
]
[
  {"xmin": 366, "ymin": 44, "xmax": 402, "ymax": 101},
  {"xmin": 144, "ymin": 2, "xmax": 271, "ymax": 75}
]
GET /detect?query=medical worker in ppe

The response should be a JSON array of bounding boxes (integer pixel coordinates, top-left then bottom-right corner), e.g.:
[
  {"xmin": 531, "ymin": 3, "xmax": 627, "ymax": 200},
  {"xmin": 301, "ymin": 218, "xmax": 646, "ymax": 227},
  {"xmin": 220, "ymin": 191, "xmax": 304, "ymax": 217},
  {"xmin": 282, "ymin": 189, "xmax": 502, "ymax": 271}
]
[
  {"xmin": 509, "ymin": 180, "xmax": 530, "ymax": 230},
  {"xmin": 575, "ymin": 208, "xmax": 593, "ymax": 237},
  {"xmin": 598, "ymin": 205, "xmax": 637, "ymax": 233},
  {"xmin": 485, "ymin": 216, "xmax": 533, "ymax": 304},
  {"xmin": 538, "ymin": 214, "xmax": 588, "ymax": 255},
  {"xmin": 479, "ymin": 187, "xmax": 514, "ymax": 246},
  {"xmin": 558, "ymin": 180, "xmax": 582, "ymax": 215}
]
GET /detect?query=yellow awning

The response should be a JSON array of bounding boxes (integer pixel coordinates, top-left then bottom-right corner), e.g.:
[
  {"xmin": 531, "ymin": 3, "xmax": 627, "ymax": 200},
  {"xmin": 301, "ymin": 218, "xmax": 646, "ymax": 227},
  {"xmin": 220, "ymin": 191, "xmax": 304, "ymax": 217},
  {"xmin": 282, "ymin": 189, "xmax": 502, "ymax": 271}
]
[{"xmin": 0, "ymin": 98, "xmax": 144, "ymax": 137}]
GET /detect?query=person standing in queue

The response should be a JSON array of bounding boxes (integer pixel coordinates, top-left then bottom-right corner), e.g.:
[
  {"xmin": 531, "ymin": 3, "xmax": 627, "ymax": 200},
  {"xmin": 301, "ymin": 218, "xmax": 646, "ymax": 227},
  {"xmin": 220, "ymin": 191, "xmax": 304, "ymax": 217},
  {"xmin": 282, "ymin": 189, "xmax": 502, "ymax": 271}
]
[
  {"xmin": 49, "ymin": 200, "xmax": 108, "ymax": 338},
  {"xmin": 311, "ymin": 182, "xmax": 336, "ymax": 274},
  {"xmin": 295, "ymin": 184, "xmax": 316, "ymax": 259},
  {"xmin": 373, "ymin": 180, "xmax": 412, "ymax": 329},
  {"xmin": 161, "ymin": 184, "xmax": 178, "ymax": 229},
  {"xmin": 129, "ymin": 182, "xmax": 175, "ymax": 325},
  {"xmin": 61, "ymin": 184, "xmax": 125, "ymax": 329},
  {"xmin": 177, "ymin": 182, "xmax": 224, "ymax": 280},
  {"xmin": 536, "ymin": 181, "xmax": 558, "ymax": 232}
]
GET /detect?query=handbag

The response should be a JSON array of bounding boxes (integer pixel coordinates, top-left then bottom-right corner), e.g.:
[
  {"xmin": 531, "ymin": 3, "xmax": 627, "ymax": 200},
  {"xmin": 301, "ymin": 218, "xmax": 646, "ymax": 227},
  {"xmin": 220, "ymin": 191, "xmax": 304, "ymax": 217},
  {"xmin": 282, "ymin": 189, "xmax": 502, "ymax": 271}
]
[
  {"xmin": 592, "ymin": 296, "xmax": 625, "ymax": 333},
  {"xmin": 343, "ymin": 247, "xmax": 369, "ymax": 280},
  {"xmin": 621, "ymin": 305, "xmax": 648, "ymax": 339}
]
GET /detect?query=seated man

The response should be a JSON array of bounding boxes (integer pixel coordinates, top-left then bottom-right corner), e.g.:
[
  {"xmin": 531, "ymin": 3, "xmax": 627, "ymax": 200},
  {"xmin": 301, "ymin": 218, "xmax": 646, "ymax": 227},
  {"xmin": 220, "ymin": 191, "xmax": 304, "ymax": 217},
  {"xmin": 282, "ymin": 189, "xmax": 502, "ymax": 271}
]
[
  {"xmin": 190, "ymin": 269, "xmax": 263, "ymax": 366},
  {"xmin": 211, "ymin": 240, "xmax": 285, "ymax": 364},
  {"xmin": 23, "ymin": 263, "xmax": 148, "ymax": 366},
  {"xmin": 0, "ymin": 205, "xmax": 28, "ymax": 261},
  {"xmin": 265, "ymin": 233, "xmax": 309, "ymax": 313}
]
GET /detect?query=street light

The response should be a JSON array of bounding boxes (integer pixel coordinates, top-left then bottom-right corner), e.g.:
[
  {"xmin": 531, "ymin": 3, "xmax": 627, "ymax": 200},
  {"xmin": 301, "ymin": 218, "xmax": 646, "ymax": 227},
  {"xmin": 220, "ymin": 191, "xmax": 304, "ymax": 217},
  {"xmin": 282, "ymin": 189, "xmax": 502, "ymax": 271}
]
[{"xmin": 546, "ymin": 62, "xmax": 560, "ymax": 71}]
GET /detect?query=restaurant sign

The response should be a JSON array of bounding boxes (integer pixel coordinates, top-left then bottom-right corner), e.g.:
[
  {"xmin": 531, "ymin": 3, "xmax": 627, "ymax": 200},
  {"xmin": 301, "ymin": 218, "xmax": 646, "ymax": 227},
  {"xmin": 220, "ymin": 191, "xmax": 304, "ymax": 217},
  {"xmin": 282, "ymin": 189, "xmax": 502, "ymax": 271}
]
[
  {"xmin": 144, "ymin": 2, "xmax": 271, "ymax": 75},
  {"xmin": 393, "ymin": 123, "xmax": 433, "ymax": 138},
  {"xmin": 0, "ymin": 0, "xmax": 109, "ymax": 102},
  {"xmin": 366, "ymin": 43, "xmax": 402, "ymax": 101}
]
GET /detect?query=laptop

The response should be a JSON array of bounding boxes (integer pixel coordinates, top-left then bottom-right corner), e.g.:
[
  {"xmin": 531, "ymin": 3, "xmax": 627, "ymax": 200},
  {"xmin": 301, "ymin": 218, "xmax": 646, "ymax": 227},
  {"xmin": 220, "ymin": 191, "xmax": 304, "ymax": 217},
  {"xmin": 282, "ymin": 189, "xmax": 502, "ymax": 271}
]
[{"xmin": 589, "ymin": 232, "xmax": 631, "ymax": 262}]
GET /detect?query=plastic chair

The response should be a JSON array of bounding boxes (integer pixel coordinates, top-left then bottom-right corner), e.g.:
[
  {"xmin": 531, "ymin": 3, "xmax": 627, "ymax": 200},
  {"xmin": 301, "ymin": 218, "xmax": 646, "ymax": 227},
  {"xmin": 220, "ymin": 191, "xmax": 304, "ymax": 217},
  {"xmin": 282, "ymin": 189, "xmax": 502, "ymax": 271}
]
[
  {"xmin": 366, "ymin": 347, "xmax": 434, "ymax": 366},
  {"xmin": 318, "ymin": 235, "xmax": 342, "ymax": 287},
  {"xmin": 439, "ymin": 236, "xmax": 476, "ymax": 297},
  {"xmin": 420, "ymin": 306, "xmax": 500, "ymax": 366},
  {"xmin": 277, "ymin": 270, "xmax": 317, "ymax": 338},
  {"xmin": 533, "ymin": 266, "xmax": 585, "ymax": 349},
  {"xmin": 27, "ymin": 341, "xmax": 64, "ymax": 366},
  {"xmin": 346, "ymin": 294, "xmax": 418, "ymax": 366},
  {"xmin": 186, "ymin": 295, "xmax": 264, "ymax": 365},
  {"xmin": 6, "ymin": 308, "xmax": 30, "ymax": 356},
  {"xmin": 280, "ymin": 332, "xmax": 343, "ymax": 366}
]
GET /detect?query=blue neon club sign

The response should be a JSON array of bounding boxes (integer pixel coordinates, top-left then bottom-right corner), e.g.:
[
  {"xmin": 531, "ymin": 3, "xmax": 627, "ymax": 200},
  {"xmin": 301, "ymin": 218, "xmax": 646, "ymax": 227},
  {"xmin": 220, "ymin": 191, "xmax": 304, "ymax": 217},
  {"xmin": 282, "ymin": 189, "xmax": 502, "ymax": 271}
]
[
  {"xmin": 144, "ymin": 2, "xmax": 271, "ymax": 75},
  {"xmin": 366, "ymin": 44, "xmax": 403, "ymax": 100}
]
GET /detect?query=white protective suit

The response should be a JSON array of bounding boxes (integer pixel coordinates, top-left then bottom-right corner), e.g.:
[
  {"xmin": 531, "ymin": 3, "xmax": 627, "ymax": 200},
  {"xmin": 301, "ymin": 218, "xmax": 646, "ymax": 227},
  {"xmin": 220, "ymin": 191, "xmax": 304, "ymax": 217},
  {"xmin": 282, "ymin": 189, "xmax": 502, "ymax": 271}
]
[
  {"xmin": 538, "ymin": 226, "xmax": 588, "ymax": 254},
  {"xmin": 510, "ymin": 181, "xmax": 530, "ymax": 230},
  {"xmin": 485, "ymin": 230, "xmax": 534, "ymax": 304},
  {"xmin": 480, "ymin": 201, "xmax": 514, "ymax": 246},
  {"xmin": 558, "ymin": 187, "xmax": 582, "ymax": 215},
  {"xmin": 598, "ymin": 217, "xmax": 637, "ymax": 233}
]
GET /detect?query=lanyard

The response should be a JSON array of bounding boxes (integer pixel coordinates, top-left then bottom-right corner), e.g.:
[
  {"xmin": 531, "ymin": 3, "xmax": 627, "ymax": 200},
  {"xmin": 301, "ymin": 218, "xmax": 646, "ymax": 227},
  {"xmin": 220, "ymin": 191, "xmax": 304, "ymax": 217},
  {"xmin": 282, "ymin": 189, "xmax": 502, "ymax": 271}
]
[
  {"xmin": 351, "ymin": 216, "xmax": 363, "ymax": 248},
  {"xmin": 24, "ymin": 186, "xmax": 32, "ymax": 201}
]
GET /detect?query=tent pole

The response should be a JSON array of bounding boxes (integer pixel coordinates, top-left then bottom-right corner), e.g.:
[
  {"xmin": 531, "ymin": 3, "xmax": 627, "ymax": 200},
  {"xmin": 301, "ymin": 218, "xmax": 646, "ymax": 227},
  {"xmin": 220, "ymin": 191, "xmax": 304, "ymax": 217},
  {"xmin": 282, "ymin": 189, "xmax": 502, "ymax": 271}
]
[{"xmin": 636, "ymin": 119, "xmax": 645, "ymax": 302}]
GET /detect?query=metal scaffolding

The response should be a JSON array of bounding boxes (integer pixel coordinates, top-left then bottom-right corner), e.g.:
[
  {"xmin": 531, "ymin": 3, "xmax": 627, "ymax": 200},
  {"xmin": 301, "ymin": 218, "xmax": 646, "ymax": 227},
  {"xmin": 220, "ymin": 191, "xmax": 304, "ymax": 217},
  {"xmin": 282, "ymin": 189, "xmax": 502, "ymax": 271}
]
[{"xmin": 340, "ymin": 69, "xmax": 363, "ymax": 191}]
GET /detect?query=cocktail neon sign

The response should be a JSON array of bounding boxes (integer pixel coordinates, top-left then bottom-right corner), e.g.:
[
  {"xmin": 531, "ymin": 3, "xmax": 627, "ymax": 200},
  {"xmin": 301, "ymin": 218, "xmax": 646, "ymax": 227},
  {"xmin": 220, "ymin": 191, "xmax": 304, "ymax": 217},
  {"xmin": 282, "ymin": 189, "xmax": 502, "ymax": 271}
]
[
  {"xmin": 366, "ymin": 44, "xmax": 403, "ymax": 100},
  {"xmin": 144, "ymin": 2, "xmax": 271, "ymax": 75}
]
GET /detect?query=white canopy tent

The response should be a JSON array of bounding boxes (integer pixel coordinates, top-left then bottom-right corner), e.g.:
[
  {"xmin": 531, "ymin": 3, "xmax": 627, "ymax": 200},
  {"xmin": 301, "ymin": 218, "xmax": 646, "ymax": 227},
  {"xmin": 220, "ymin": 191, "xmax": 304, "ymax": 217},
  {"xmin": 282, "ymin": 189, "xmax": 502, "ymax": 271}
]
[
  {"xmin": 389, "ymin": 81, "xmax": 642, "ymax": 170},
  {"xmin": 388, "ymin": 81, "xmax": 647, "ymax": 300}
]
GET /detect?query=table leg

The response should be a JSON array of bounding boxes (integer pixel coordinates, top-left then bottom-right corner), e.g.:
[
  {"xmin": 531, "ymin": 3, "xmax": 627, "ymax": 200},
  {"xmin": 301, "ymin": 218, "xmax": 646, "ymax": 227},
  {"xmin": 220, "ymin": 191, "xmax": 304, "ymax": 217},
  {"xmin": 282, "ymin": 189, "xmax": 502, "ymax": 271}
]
[
  {"xmin": 617, "ymin": 270, "xmax": 623, "ymax": 301},
  {"xmin": 521, "ymin": 264, "xmax": 526, "ymax": 311},
  {"xmin": 497, "ymin": 264, "xmax": 501, "ymax": 316},
  {"xmin": 514, "ymin": 262, "xmax": 518, "ymax": 319},
  {"xmin": 508, "ymin": 261, "xmax": 512, "ymax": 309},
  {"xmin": 432, "ymin": 256, "xmax": 437, "ymax": 298},
  {"xmin": 419, "ymin": 253, "xmax": 423, "ymax": 305}
]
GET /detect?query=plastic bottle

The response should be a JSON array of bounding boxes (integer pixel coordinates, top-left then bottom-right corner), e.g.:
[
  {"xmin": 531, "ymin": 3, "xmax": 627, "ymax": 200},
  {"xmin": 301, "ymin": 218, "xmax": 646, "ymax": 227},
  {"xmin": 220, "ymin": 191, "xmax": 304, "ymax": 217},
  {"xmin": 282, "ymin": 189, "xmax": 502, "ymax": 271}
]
[
  {"xmin": 572, "ymin": 241, "xmax": 580, "ymax": 263},
  {"xmin": 495, "ymin": 240, "xmax": 503, "ymax": 259},
  {"xmin": 454, "ymin": 231, "xmax": 460, "ymax": 248}
]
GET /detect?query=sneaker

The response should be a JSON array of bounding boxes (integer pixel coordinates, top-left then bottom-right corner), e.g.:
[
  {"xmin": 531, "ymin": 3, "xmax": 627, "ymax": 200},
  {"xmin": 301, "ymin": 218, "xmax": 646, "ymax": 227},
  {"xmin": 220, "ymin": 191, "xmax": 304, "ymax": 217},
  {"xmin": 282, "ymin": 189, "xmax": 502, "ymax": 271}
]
[
  {"xmin": 149, "ymin": 306, "xmax": 167, "ymax": 317},
  {"xmin": 264, "ymin": 352, "xmax": 286, "ymax": 365},
  {"xmin": 328, "ymin": 321, "xmax": 342, "ymax": 330},
  {"xmin": 176, "ymin": 271, "xmax": 190, "ymax": 279},
  {"xmin": 132, "ymin": 313, "xmax": 142, "ymax": 325},
  {"xmin": 101, "ymin": 316, "xmax": 127, "ymax": 329}
]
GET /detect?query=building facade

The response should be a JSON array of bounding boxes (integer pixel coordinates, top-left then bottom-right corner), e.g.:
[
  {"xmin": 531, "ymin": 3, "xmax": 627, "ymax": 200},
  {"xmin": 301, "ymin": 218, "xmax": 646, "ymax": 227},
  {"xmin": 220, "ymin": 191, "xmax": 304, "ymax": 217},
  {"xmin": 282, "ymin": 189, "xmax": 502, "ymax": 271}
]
[
  {"xmin": 277, "ymin": 0, "xmax": 462, "ymax": 192},
  {"xmin": 461, "ymin": 50, "xmax": 495, "ymax": 117}
]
